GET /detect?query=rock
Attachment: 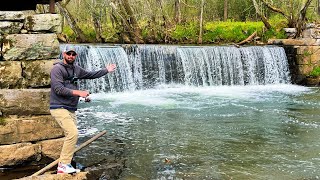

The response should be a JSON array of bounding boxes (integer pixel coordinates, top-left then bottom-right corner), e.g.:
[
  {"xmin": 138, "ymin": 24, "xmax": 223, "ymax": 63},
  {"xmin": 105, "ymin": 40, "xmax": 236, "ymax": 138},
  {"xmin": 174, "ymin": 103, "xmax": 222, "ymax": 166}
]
[
  {"xmin": 0, "ymin": 89, "xmax": 51, "ymax": 116},
  {"xmin": 0, "ymin": 21, "xmax": 23, "ymax": 34},
  {"xmin": 0, "ymin": 143, "xmax": 41, "ymax": 166},
  {"xmin": 0, "ymin": 11, "xmax": 25, "ymax": 21},
  {"xmin": 16, "ymin": 172, "xmax": 88, "ymax": 180},
  {"xmin": 2, "ymin": 33, "xmax": 60, "ymax": 61},
  {"xmin": 283, "ymin": 28, "xmax": 296, "ymax": 38},
  {"xmin": 21, "ymin": 59, "xmax": 60, "ymax": 88},
  {"xmin": 24, "ymin": 14, "xmax": 62, "ymax": 33},
  {"xmin": 0, "ymin": 116, "xmax": 64, "ymax": 145},
  {"xmin": 0, "ymin": 61, "xmax": 23, "ymax": 88},
  {"xmin": 37, "ymin": 138, "xmax": 64, "ymax": 160}
]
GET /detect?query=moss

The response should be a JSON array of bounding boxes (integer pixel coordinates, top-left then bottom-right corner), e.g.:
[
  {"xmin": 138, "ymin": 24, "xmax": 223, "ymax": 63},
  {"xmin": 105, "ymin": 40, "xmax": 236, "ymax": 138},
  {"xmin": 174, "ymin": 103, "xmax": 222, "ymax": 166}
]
[
  {"xmin": 0, "ymin": 117, "xmax": 6, "ymax": 126},
  {"xmin": 310, "ymin": 66, "xmax": 320, "ymax": 77}
]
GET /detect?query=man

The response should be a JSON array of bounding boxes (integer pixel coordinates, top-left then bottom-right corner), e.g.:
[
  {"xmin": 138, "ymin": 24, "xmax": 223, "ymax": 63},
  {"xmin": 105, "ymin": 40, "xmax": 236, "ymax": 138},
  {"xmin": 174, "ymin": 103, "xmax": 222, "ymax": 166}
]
[{"xmin": 50, "ymin": 45, "xmax": 116, "ymax": 174}]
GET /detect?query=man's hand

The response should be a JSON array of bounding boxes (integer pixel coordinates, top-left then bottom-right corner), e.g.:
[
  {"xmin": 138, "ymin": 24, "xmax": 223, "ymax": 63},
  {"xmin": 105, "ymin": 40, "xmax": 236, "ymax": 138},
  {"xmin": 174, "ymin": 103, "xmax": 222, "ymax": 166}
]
[
  {"xmin": 72, "ymin": 90, "xmax": 90, "ymax": 97},
  {"xmin": 106, "ymin": 64, "xmax": 116, "ymax": 73}
]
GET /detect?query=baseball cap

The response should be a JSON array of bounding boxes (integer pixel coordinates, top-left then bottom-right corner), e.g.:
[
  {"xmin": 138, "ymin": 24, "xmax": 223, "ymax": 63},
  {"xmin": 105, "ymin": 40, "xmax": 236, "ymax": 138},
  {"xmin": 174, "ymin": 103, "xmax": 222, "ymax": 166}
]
[{"xmin": 63, "ymin": 45, "xmax": 77, "ymax": 53}]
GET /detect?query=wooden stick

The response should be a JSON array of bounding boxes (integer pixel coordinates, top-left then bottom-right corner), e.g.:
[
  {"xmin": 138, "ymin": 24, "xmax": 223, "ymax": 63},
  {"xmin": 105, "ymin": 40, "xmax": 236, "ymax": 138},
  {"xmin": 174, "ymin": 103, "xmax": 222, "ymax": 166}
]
[
  {"xmin": 236, "ymin": 31, "xmax": 257, "ymax": 45},
  {"xmin": 32, "ymin": 130, "xmax": 107, "ymax": 176}
]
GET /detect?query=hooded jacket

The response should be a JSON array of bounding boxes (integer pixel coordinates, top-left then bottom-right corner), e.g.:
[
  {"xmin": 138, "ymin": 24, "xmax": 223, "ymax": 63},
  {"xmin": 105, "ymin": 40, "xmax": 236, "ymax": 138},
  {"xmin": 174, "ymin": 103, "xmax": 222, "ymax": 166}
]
[{"xmin": 50, "ymin": 61, "xmax": 108, "ymax": 111}]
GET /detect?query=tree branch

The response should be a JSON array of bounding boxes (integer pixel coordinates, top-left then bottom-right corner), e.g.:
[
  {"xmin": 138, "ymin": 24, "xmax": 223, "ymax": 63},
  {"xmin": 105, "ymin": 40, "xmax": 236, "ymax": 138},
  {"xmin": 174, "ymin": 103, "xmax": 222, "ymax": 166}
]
[
  {"xmin": 260, "ymin": 0, "xmax": 289, "ymax": 20},
  {"xmin": 252, "ymin": 0, "xmax": 272, "ymax": 29},
  {"xmin": 236, "ymin": 31, "xmax": 257, "ymax": 45}
]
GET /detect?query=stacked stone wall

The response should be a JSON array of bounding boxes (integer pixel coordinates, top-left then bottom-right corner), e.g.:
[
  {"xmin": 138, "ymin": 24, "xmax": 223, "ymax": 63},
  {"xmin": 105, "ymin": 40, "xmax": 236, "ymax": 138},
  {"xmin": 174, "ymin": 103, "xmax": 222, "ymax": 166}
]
[
  {"xmin": 0, "ymin": 11, "xmax": 64, "ymax": 167},
  {"xmin": 269, "ymin": 24, "xmax": 320, "ymax": 86}
]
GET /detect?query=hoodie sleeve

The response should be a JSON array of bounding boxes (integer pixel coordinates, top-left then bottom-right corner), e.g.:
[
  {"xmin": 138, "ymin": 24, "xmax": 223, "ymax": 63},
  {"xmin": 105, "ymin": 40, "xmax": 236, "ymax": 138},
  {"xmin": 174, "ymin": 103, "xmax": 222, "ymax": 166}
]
[
  {"xmin": 76, "ymin": 65, "xmax": 109, "ymax": 79},
  {"xmin": 50, "ymin": 65, "xmax": 73, "ymax": 96}
]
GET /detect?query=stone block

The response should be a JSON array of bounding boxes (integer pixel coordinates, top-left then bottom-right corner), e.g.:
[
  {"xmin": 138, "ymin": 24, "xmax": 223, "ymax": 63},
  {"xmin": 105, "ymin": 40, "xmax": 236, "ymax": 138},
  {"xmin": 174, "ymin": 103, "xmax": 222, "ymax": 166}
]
[
  {"xmin": 0, "ymin": 61, "xmax": 23, "ymax": 88},
  {"xmin": 24, "ymin": 14, "xmax": 62, "ymax": 33},
  {"xmin": 0, "ymin": 143, "xmax": 41, "ymax": 166},
  {"xmin": 0, "ymin": 116, "xmax": 64, "ymax": 145},
  {"xmin": 0, "ymin": 21, "xmax": 23, "ymax": 34},
  {"xmin": 268, "ymin": 38, "xmax": 318, "ymax": 46},
  {"xmin": 2, "ymin": 33, "xmax": 60, "ymax": 60},
  {"xmin": 38, "ymin": 137, "xmax": 64, "ymax": 160},
  {"xmin": 0, "ymin": 11, "xmax": 25, "ymax": 21},
  {"xmin": 296, "ymin": 54, "xmax": 310, "ymax": 65},
  {"xmin": 297, "ymin": 65, "xmax": 313, "ymax": 75},
  {"xmin": 0, "ymin": 89, "xmax": 51, "ymax": 116},
  {"xmin": 22, "ymin": 59, "xmax": 60, "ymax": 88}
]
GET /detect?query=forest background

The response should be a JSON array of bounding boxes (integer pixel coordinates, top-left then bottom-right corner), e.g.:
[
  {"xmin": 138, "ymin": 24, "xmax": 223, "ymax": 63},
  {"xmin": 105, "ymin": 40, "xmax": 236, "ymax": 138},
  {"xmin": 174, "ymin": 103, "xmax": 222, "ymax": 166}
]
[{"xmin": 41, "ymin": 0, "xmax": 320, "ymax": 44}]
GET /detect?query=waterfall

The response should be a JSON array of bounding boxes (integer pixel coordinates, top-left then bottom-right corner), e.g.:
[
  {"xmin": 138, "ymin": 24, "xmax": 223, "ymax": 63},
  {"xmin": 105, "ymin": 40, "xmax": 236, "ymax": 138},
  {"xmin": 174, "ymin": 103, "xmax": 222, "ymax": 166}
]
[{"xmin": 59, "ymin": 44, "xmax": 291, "ymax": 93}]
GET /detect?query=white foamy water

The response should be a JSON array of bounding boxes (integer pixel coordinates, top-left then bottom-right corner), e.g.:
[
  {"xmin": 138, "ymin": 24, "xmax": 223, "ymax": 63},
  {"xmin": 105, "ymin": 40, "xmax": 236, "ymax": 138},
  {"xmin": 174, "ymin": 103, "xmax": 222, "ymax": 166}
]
[{"xmin": 87, "ymin": 84, "xmax": 312, "ymax": 107}]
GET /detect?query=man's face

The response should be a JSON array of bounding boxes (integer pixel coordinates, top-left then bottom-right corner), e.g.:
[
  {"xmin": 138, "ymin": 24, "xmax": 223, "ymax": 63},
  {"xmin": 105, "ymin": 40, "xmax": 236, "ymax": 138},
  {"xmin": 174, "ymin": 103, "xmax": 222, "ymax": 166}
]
[{"xmin": 63, "ymin": 51, "xmax": 77, "ymax": 64}]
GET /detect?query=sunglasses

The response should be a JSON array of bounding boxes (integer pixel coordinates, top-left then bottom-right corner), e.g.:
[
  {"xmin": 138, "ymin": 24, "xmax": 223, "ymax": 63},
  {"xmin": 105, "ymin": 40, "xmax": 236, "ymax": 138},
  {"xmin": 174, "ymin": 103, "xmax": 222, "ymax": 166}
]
[{"xmin": 66, "ymin": 52, "xmax": 77, "ymax": 56}]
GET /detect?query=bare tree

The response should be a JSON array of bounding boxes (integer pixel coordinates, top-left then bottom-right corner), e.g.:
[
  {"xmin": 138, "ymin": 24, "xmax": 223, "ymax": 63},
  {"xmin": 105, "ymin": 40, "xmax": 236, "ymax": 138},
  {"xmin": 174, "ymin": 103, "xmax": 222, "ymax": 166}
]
[
  {"xmin": 198, "ymin": 0, "xmax": 205, "ymax": 44},
  {"xmin": 109, "ymin": 0, "xmax": 144, "ymax": 43},
  {"xmin": 57, "ymin": 1, "xmax": 87, "ymax": 42},
  {"xmin": 260, "ymin": 0, "xmax": 314, "ymax": 37},
  {"xmin": 224, "ymin": 0, "xmax": 228, "ymax": 21},
  {"xmin": 174, "ymin": 0, "xmax": 182, "ymax": 23},
  {"xmin": 252, "ymin": 0, "xmax": 272, "ymax": 29}
]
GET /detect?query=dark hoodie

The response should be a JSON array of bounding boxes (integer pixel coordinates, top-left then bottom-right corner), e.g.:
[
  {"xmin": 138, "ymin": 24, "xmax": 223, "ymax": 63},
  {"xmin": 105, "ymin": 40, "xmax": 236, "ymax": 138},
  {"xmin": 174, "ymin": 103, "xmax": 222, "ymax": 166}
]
[{"xmin": 50, "ymin": 61, "xmax": 108, "ymax": 111}]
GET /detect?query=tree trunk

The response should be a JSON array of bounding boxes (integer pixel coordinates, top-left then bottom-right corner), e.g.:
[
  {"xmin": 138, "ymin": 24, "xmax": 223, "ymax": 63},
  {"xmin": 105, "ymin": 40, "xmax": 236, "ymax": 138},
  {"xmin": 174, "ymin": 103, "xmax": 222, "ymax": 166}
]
[
  {"xmin": 198, "ymin": 0, "xmax": 205, "ymax": 44},
  {"xmin": 318, "ymin": 0, "xmax": 320, "ymax": 15},
  {"xmin": 224, "ymin": 0, "xmax": 228, "ymax": 21},
  {"xmin": 91, "ymin": 0, "xmax": 103, "ymax": 42},
  {"xmin": 120, "ymin": 0, "xmax": 144, "ymax": 43},
  {"xmin": 174, "ymin": 0, "xmax": 181, "ymax": 23},
  {"xmin": 57, "ymin": 2, "xmax": 87, "ymax": 42},
  {"xmin": 252, "ymin": 0, "xmax": 272, "ymax": 30},
  {"xmin": 295, "ymin": 0, "xmax": 313, "ymax": 38}
]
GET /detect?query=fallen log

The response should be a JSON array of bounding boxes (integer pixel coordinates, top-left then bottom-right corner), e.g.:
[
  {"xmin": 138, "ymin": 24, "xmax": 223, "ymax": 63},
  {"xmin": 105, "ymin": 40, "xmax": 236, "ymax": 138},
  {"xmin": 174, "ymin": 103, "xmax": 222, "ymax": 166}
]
[
  {"xmin": 31, "ymin": 130, "xmax": 107, "ymax": 176},
  {"xmin": 235, "ymin": 31, "xmax": 257, "ymax": 46}
]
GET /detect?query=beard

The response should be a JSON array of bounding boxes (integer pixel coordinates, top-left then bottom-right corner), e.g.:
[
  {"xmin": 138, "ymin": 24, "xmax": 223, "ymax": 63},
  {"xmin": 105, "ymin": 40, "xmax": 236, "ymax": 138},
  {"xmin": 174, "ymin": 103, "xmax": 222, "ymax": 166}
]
[{"xmin": 65, "ymin": 58, "xmax": 75, "ymax": 65}]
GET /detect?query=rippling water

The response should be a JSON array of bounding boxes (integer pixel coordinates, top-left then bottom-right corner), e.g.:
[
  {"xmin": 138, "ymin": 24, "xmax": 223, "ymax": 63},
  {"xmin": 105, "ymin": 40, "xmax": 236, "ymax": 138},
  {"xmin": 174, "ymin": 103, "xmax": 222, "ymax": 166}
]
[{"xmin": 74, "ymin": 84, "xmax": 320, "ymax": 180}]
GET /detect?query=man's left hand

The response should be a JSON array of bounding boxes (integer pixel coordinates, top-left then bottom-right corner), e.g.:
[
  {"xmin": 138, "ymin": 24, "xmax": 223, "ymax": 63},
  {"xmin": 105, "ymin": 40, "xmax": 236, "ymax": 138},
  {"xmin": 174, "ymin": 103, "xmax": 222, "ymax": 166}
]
[{"xmin": 106, "ymin": 64, "xmax": 116, "ymax": 73}]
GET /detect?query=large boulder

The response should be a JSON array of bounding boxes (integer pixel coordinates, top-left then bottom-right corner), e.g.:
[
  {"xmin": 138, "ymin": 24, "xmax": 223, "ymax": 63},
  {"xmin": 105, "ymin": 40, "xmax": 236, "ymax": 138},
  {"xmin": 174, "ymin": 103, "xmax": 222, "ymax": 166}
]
[
  {"xmin": 22, "ymin": 59, "xmax": 60, "ymax": 88},
  {"xmin": 0, "ymin": 89, "xmax": 51, "ymax": 116},
  {"xmin": 0, "ymin": 21, "xmax": 23, "ymax": 34},
  {"xmin": 0, "ymin": 143, "xmax": 41, "ymax": 166},
  {"xmin": 2, "ymin": 33, "xmax": 60, "ymax": 60},
  {"xmin": 37, "ymin": 138, "xmax": 64, "ymax": 160},
  {"xmin": 0, "ymin": 115, "xmax": 64, "ymax": 145},
  {"xmin": 0, "ymin": 11, "xmax": 26, "ymax": 21},
  {"xmin": 24, "ymin": 14, "xmax": 62, "ymax": 33}
]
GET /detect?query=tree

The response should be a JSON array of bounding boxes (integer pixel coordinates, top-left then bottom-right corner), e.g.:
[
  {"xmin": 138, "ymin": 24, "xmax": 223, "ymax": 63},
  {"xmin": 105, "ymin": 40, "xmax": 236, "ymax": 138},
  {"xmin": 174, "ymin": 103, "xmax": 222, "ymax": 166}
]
[
  {"xmin": 224, "ymin": 0, "xmax": 228, "ymax": 21},
  {"xmin": 109, "ymin": 0, "xmax": 144, "ymax": 44},
  {"xmin": 174, "ymin": 0, "xmax": 182, "ymax": 23},
  {"xmin": 198, "ymin": 0, "xmax": 205, "ymax": 44},
  {"xmin": 252, "ymin": 0, "xmax": 272, "ymax": 29},
  {"xmin": 57, "ymin": 1, "xmax": 88, "ymax": 42},
  {"xmin": 260, "ymin": 0, "xmax": 314, "ymax": 37}
]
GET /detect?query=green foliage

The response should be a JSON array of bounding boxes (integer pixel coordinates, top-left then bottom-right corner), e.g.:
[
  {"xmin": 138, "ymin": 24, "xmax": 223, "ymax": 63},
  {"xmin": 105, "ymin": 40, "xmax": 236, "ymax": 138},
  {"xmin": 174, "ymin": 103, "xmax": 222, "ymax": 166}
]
[
  {"xmin": 62, "ymin": 26, "xmax": 77, "ymax": 41},
  {"xmin": 203, "ymin": 21, "xmax": 264, "ymax": 43},
  {"xmin": 63, "ymin": 25, "xmax": 98, "ymax": 42},
  {"xmin": 171, "ymin": 23, "xmax": 198, "ymax": 43},
  {"xmin": 80, "ymin": 25, "xmax": 97, "ymax": 42},
  {"xmin": 310, "ymin": 66, "xmax": 320, "ymax": 77}
]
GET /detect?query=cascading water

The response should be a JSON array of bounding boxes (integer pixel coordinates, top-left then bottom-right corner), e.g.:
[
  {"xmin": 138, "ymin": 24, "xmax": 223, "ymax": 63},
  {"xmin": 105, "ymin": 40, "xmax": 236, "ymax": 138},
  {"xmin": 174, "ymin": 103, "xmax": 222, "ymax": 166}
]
[
  {"xmin": 58, "ymin": 44, "xmax": 320, "ymax": 180},
  {"xmin": 60, "ymin": 44, "xmax": 291, "ymax": 92}
]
